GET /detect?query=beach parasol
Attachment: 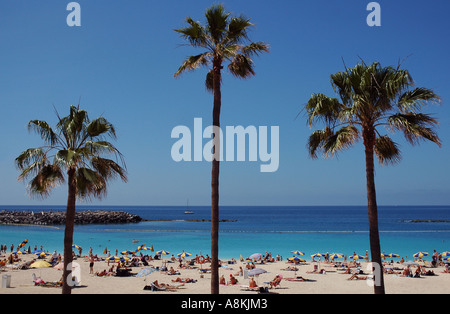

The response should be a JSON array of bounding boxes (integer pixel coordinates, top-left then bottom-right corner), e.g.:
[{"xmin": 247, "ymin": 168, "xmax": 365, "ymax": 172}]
[
  {"xmin": 248, "ymin": 268, "xmax": 268, "ymax": 285},
  {"xmin": 291, "ymin": 250, "xmax": 305, "ymax": 256},
  {"xmin": 348, "ymin": 254, "xmax": 365, "ymax": 260},
  {"xmin": 34, "ymin": 251, "xmax": 50, "ymax": 257},
  {"xmin": 329, "ymin": 253, "xmax": 343, "ymax": 260},
  {"xmin": 177, "ymin": 251, "xmax": 192, "ymax": 258},
  {"xmin": 387, "ymin": 253, "xmax": 400, "ymax": 258},
  {"xmin": 72, "ymin": 244, "xmax": 81, "ymax": 250},
  {"xmin": 311, "ymin": 253, "xmax": 325, "ymax": 259},
  {"xmin": 136, "ymin": 244, "xmax": 146, "ymax": 252},
  {"xmin": 121, "ymin": 250, "xmax": 135, "ymax": 255},
  {"xmin": 288, "ymin": 256, "xmax": 305, "ymax": 263},
  {"xmin": 441, "ymin": 252, "xmax": 450, "ymax": 257},
  {"xmin": 30, "ymin": 260, "xmax": 52, "ymax": 268},
  {"xmin": 106, "ymin": 256, "xmax": 130, "ymax": 262},
  {"xmin": 413, "ymin": 252, "xmax": 429, "ymax": 258},
  {"xmin": 17, "ymin": 239, "xmax": 28, "ymax": 249},
  {"xmin": 156, "ymin": 250, "xmax": 170, "ymax": 268},
  {"xmin": 105, "ymin": 256, "xmax": 118, "ymax": 261},
  {"xmin": 249, "ymin": 253, "xmax": 262, "ymax": 260},
  {"xmin": 12, "ymin": 251, "xmax": 25, "ymax": 255}
]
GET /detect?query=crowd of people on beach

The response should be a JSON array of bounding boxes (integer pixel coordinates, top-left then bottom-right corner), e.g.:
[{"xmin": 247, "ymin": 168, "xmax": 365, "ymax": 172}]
[{"xmin": 1, "ymin": 241, "xmax": 450, "ymax": 293}]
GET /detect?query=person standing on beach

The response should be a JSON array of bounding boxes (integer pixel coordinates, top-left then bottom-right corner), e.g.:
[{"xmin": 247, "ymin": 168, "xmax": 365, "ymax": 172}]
[
  {"xmin": 432, "ymin": 250, "xmax": 438, "ymax": 267},
  {"xmin": 89, "ymin": 256, "xmax": 94, "ymax": 274}
]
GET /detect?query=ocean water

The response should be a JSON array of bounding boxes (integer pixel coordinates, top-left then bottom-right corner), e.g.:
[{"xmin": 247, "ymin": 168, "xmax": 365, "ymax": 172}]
[{"xmin": 0, "ymin": 205, "xmax": 449, "ymax": 260}]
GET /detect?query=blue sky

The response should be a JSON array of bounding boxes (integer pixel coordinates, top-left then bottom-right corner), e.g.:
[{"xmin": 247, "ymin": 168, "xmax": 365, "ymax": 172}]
[{"xmin": 0, "ymin": 0, "xmax": 449, "ymax": 206}]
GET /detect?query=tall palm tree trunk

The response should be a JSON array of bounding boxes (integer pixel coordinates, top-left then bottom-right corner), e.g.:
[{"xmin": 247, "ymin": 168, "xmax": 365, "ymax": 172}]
[
  {"xmin": 62, "ymin": 167, "xmax": 77, "ymax": 294},
  {"xmin": 363, "ymin": 128, "xmax": 385, "ymax": 294},
  {"xmin": 210, "ymin": 58, "xmax": 222, "ymax": 294}
]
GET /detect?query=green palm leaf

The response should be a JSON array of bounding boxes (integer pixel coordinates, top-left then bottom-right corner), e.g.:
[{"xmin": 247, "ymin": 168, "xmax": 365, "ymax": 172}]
[
  {"xmin": 387, "ymin": 113, "xmax": 441, "ymax": 146},
  {"xmin": 374, "ymin": 136, "xmax": 402, "ymax": 165}
]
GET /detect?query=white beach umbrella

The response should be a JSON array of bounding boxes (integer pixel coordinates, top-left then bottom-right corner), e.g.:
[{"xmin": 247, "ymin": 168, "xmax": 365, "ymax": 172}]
[{"xmin": 249, "ymin": 253, "xmax": 262, "ymax": 260}]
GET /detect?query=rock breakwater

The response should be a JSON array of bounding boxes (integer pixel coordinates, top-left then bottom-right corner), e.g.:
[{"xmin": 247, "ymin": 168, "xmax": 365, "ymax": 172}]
[{"xmin": 0, "ymin": 210, "xmax": 143, "ymax": 225}]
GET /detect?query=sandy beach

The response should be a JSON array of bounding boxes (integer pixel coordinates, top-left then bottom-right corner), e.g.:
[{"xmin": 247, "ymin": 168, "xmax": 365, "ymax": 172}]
[{"xmin": 1, "ymin": 253, "xmax": 449, "ymax": 294}]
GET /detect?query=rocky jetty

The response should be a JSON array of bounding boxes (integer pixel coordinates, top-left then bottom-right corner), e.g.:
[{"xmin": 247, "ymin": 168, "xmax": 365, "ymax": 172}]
[{"xmin": 0, "ymin": 210, "xmax": 142, "ymax": 226}]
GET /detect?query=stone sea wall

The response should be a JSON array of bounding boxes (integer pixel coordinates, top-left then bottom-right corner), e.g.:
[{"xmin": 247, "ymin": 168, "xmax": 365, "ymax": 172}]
[{"xmin": 0, "ymin": 210, "xmax": 143, "ymax": 225}]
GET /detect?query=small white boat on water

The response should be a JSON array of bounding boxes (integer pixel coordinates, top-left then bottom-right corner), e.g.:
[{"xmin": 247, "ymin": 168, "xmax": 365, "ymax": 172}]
[{"xmin": 184, "ymin": 200, "xmax": 194, "ymax": 214}]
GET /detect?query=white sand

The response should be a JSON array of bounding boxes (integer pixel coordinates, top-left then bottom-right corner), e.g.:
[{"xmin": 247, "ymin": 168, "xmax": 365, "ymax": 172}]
[{"xmin": 1, "ymin": 254, "xmax": 449, "ymax": 294}]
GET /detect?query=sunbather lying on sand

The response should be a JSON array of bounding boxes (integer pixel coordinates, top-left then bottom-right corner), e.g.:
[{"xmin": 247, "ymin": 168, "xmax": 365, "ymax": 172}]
[
  {"xmin": 347, "ymin": 274, "xmax": 368, "ymax": 280},
  {"xmin": 153, "ymin": 280, "xmax": 184, "ymax": 289},
  {"xmin": 166, "ymin": 267, "xmax": 180, "ymax": 275},
  {"xmin": 307, "ymin": 268, "xmax": 326, "ymax": 274},
  {"xmin": 171, "ymin": 277, "xmax": 197, "ymax": 283},
  {"xmin": 281, "ymin": 266, "xmax": 298, "ymax": 271}
]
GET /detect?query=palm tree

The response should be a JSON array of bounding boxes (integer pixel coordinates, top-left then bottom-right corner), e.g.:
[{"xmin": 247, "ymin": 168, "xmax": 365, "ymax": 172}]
[
  {"xmin": 174, "ymin": 4, "xmax": 269, "ymax": 294},
  {"xmin": 304, "ymin": 61, "xmax": 441, "ymax": 294},
  {"xmin": 15, "ymin": 105, "xmax": 127, "ymax": 294}
]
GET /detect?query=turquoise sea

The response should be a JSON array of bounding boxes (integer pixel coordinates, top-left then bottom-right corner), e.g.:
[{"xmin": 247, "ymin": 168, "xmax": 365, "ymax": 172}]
[{"xmin": 1, "ymin": 205, "xmax": 449, "ymax": 260}]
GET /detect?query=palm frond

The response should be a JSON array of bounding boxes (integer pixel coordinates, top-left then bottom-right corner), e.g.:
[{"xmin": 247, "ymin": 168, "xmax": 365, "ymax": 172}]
[
  {"xmin": 174, "ymin": 53, "xmax": 211, "ymax": 78},
  {"xmin": 66, "ymin": 106, "xmax": 88, "ymax": 139},
  {"xmin": 204, "ymin": 4, "xmax": 230, "ymax": 44},
  {"xmin": 27, "ymin": 120, "xmax": 58, "ymax": 146},
  {"xmin": 322, "ymin": 125, "xmax": 359, "ymax": 157},
  {"xmin": 397, "ymin": 87, "xmax": 441, "ymax": 113},
  {"xmin": 227, "ymin": 54, "xmax": 255, "ymax": 79},
  {"xmin": 55, "ymin": 149, "xmax": 80, "ymax": 167},
  {"xmin": 241, "ymin": 42, "xmax": 270, "ymax": 57},
  {"xmin": 76, "ymin": 167, "xmax": 106, "ymax": 200},
  {"xmin": 305, "ymin": 93, "xmax": 344, "ymax": 127},
  {"xmin": 225, "ymin": 15, "xmax": 252, "ymax": 44},
  {"xmin": 307, "ymin": 128, "xmax": 332, "ymax": 159},
  {"xmin": 28, "ymin": 165, "xmax": 64, "ymax": 197},
  {"xmin": 83, "ymin": 140, "xmax": 118, "ymax": 155},
  {"xmin": 15, "ymin": 148, "xmax": 45, "ymax": 171},
  {"xmin": 387, "ymin": 113, "xmax": 441, "ymax": 147},
  {"xmin": 86, "ymin": 117, "xmax": 117, "ymax": 139},
  {"xmin": 374, "ymin": 135, "xmax": 402, "ymax": 165},
  {"xmin": 174, "ymin": 17, "xmax": 208, "ymax": 48},
  {"xmin": 91, "ymin": 157, "xmax": 127, "ymax": 182}
]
